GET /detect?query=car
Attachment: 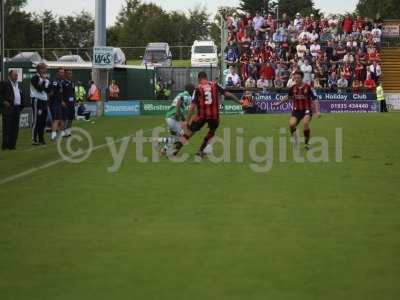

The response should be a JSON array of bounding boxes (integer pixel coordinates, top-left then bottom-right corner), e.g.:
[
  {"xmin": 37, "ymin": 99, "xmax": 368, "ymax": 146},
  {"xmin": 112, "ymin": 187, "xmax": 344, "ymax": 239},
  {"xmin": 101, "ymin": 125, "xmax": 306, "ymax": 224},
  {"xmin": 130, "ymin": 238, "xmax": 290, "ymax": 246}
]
[
  {"xmin": 11, "ymin": 52, "xmax": 43, "ymax": 63},
  {"xmin": 142, "ymin": 43, "xmax": 172, "ymax": 67},
  {"xmin": 113, "ymin": 47, "xmax": 126, "ymax": 65},
  {"xmin": 58, "ymin": 55, "xmax": 86, "ymax": 63},
  {"xmin": 191, "ymin": 40, "xmax": 218, "ymax": 68}
]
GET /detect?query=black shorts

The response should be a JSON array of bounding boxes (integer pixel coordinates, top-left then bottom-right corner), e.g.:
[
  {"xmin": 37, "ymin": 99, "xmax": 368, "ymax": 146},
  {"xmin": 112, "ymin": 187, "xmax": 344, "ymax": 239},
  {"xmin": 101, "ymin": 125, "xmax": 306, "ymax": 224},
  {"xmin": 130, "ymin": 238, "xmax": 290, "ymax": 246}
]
[
  {"xmin": 189, "ymin": 118, "xmax": 220, "ymax": 133},
  {"xmin": 292, "ymin": 110, "xmax": 313, "ymax": 124},
  {"xmin": 63, "ymin": 103, "xmax": 75, "ymax": 121},
  {"xmin": 49, "ymin": 103, "xmax": 63, "ymax": 121}
]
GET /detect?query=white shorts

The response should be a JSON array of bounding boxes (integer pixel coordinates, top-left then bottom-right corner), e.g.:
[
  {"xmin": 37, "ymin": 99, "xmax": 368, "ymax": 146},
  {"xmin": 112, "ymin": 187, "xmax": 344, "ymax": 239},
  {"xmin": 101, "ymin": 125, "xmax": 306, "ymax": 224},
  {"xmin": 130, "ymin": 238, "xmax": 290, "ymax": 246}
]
[{"xmin": 166, "ymin": 118, "xmax": 181, "ymax": 135}]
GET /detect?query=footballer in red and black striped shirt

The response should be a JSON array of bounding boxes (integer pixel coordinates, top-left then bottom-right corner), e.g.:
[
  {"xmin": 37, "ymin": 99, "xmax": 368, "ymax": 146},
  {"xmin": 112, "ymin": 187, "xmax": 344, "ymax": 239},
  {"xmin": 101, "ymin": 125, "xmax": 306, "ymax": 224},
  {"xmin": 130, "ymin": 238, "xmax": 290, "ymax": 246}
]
[
  {"xmin": 273, "ymin": 71, "xmax": 321, "ymax": 150},
  {"xmin": 173, "ymin": 71, "xmax": 240, "ymax": 158}
]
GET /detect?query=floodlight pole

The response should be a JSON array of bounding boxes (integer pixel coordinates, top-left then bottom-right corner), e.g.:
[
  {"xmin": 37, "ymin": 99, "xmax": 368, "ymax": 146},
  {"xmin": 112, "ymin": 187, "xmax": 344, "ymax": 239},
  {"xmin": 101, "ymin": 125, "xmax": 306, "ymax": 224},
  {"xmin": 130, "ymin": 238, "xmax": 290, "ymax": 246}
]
[
  {"xmin": 93, "ymin": 0, "xmax": 107, "ymax": 117},
  {"xmin": 0, "ymin": 0, "xmax": 5, "ymax": 80},
  {"xmin": 42, "ymin": 21, "xmax": 45, "ymax": 59},
  {"xmin": 220, "ymin": 9, "xmax": 228, "ymax": 85}
]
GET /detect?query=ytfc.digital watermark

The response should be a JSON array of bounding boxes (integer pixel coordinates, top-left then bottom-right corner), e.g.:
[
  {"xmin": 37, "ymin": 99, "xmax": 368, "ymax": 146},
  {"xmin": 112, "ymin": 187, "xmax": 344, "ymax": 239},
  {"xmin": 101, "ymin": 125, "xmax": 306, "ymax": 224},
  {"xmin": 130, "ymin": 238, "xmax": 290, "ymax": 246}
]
[{"xmin": 57, "ymin": 126, "xmax": 343, "ymax": 173}]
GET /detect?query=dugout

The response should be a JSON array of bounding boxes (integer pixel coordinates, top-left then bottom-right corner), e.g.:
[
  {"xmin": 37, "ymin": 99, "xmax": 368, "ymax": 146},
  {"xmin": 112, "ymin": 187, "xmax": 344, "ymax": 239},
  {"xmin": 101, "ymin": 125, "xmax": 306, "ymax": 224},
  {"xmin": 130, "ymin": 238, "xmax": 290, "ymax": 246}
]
[
  {"xmin": 4, "ymin": 61, "xmax": 156, "ymax": 102},
  {"xmin": 46, "ymin": 63, "xmax": 156, "ymax": 100}
]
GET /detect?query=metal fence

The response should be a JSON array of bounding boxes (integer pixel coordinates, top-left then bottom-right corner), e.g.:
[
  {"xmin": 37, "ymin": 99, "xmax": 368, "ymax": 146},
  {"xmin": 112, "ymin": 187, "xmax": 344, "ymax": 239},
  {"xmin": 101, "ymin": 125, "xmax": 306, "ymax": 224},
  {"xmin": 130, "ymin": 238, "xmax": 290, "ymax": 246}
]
[
  {"xmin": 381, "ymin": 37, "xmax": 400, "ymax": 48},
  {"xmin": 4, "ymin": 46, "xmax": 193, "ymax": 62}
]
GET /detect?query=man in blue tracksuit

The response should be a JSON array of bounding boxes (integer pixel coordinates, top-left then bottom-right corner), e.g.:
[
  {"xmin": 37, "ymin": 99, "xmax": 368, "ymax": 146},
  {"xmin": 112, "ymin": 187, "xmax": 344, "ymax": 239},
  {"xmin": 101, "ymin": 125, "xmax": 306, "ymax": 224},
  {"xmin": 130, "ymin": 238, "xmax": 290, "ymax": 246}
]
[
  {"xmin": 48, "ymin": 67, "xmax": 65, "ymax": 140},
  {"xmin": 62, "ymin": 70, "xmax": 76, "ymax": 137}
]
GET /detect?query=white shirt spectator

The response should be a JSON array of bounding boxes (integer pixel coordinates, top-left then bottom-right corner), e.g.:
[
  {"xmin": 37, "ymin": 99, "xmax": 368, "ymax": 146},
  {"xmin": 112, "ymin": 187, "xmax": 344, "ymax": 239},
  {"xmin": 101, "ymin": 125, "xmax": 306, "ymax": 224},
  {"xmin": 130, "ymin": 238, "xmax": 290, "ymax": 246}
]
[
  {"xmin": 328, "ymin": 16, "xmax": 339, "ymax": 27},
  {"xmin": 298, "ymin": 30, "xmax": 311, "ymax": 42},
  {"xmin": 347, "ymin": 40, "xmax": 358, "ymax": 48},
  {"xmin": 369, "ymin": 64, "xmax": 382, "ymax": 77},
  {"xmin": 253, "ymin": 16, "xmax": 264, "ymax": 31},
  {"xmin": 310, "ymin": 43, "xmax": 321, "ymax": 57},
  {"xmin": 296, "ymin": 44, "xmax": 307, "ymax": 58},
  {"xmin": 337, "ymin": 78, "xmax": 349, "ymax": 89},
  {"xmin": 268, "ymin": 41, "xmax": 276, "ymax": 50},
  {"xmin": 362, "ymin": 29, "xmax": 371, "ymax": 38},
  {"xmin": 294, "ymin": 17, "xmax": 303, "ymax": 31},
  {"xmin": 310, "ymin": 32, "xmax": 319, "ymax": 42},
  {"xmin": 245, "ymin": 77, "xmax": 256, "ymax": 88},
  {"xmin": 371, "ymin": 28, "xmax": 382, "ymax": 43},
  {"xmin": 343, "ymin": 53, "xmax": 354, "ymax": 64},
  {"xmin": 300, "ymin": 64, "xmax": 313, "ymax": 84},
  {"xmin": 226, "ymin": 72, "xmax": 241, "ymax": 86},
  {"xmin": 257, "ymin": 78, "xmax": 270, "ymax": 89},
  {"xmin": 11, "ymin": 81, "xmax": 21, "ymax": 106}
]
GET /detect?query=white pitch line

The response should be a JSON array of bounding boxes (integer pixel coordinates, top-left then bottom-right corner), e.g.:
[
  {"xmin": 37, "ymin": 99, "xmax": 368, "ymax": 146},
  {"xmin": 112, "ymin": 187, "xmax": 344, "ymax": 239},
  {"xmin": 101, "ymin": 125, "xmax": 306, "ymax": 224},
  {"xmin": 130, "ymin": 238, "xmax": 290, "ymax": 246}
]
[
  {"xmin": 0, "ymin": 159, "xmax": 64, "ymax": 185},
  {"xmin": 0, "ymin": 141, "xmax": 111, "ymax": 186},
  {"xmin": 22, "ymin": 145, "xmax": 47, "ymax": 152},
  {"xmin": 0, "ymin": 127, "xmax": 161, "ymax": 186}
]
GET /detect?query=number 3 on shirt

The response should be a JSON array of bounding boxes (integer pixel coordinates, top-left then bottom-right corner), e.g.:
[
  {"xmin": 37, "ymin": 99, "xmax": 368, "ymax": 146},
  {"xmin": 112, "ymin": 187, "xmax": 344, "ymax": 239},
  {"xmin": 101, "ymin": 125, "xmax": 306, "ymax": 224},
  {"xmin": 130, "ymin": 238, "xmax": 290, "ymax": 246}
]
[{"xmin": 204, "ymin": 87, "xmax": 213, "ymax": 105}]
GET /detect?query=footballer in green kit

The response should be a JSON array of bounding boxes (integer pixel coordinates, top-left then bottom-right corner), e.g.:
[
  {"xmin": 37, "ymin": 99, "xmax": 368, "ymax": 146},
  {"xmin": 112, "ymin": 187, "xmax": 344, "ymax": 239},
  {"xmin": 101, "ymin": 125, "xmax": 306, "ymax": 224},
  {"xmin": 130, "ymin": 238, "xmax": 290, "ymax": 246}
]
[{"xmin": 159, "ymin": 83, "xmax": 195, "ymax": 155}]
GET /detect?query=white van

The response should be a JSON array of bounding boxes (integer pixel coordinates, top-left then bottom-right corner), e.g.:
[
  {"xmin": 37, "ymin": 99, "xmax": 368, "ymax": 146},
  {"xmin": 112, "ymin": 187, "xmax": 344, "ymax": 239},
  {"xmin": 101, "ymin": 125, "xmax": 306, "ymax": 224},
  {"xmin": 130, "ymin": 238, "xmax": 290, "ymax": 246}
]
[
  {"xmin": 142, "ymin": 43, "xmax": 172, "ymax": 67},
  {"xmin": 191, "ymin": 40, "xmax": 218, "ymax": 68}
]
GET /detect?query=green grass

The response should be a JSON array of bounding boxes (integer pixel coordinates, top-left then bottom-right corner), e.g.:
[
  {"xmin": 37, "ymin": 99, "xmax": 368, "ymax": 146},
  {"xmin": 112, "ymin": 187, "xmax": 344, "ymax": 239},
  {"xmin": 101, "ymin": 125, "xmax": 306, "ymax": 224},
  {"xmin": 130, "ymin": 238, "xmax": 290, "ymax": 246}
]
[
  {"xmin": 0, "ymin": 114, "xmax": 400, "ymax": 300},
  {"xmin": 127, "ymin": 59, "xmax": 191, "ymax": 67}
]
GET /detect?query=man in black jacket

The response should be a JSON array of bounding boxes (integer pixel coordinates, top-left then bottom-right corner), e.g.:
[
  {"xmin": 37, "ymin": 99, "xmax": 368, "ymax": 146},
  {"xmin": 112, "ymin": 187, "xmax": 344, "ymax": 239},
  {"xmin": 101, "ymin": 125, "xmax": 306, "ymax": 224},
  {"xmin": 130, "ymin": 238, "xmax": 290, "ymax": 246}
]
[
  {"xmin": 31, "ymin": 63, "xmax": 50, "ymax": 145},
  {"xmin": 1, "ymin": 70, "xmax": 23, "ymax": 150},
  {"xmin": 62, "ymin": 69, "xmax": 75, "ymax": 137},
  {"xmin": 49, "ymin": 67, "xmax": 65, "ymax": 140}
]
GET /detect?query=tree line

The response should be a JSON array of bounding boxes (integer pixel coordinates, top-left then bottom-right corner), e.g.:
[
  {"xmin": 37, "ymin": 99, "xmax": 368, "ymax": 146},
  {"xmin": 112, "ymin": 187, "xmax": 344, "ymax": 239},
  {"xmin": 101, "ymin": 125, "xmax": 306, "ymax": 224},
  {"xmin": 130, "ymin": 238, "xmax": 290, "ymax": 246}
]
[
  {"xmin": 5, "ymin": 0, "xmax": 209, "ymax": 52},
  {"xmin": 239, "ymin": 0, "xmax": 400, "ymax": 19},
  {"xmin": 4, "ymin": 0, "xmax": 399, "ymax": 53}
]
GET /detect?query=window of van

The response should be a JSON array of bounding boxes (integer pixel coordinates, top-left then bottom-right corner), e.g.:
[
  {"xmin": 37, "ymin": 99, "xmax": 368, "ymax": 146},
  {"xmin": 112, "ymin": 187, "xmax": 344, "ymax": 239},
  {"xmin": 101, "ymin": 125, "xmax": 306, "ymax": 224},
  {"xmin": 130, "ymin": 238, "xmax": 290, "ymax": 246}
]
[
  {"xmin": 194, "ymin": 46, "xmax": 215, "ymax": 54},
  {"xmin": 144, "ymin": 50, "xmax": 167, "ymax": 60}
]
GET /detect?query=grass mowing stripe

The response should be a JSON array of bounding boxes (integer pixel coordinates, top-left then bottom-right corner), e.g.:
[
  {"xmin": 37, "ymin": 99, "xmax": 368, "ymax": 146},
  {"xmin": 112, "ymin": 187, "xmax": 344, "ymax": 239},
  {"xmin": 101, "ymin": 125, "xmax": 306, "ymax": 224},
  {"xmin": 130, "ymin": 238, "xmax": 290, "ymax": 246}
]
[{"xmin": 0, "ymin": 126, "xmax": 159, "ymax": 186}]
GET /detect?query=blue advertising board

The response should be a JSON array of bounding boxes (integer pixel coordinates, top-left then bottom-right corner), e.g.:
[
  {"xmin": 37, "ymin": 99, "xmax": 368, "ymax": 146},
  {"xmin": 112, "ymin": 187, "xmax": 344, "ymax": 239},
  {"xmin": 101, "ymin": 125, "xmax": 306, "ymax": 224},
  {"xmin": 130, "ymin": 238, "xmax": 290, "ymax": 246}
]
[
  {"xmin": 104, "ymin": 101, "xmax": 141, "ymax": 116},
  {"xmin": 83, "ymin": 103, "xmax": 99, "ymax": 117},
  {"xmin": 252, "ymin": 92, "xmax": 378, "ymax": 114}
]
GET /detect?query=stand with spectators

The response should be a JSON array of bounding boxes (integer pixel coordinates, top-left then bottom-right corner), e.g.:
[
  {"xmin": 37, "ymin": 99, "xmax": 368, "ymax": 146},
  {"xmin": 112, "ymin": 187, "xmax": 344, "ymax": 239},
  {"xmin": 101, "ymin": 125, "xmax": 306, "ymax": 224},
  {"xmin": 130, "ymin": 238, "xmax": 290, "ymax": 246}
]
[{"xmin": 224, "ymin": 12, "xmax": 383, "ymax": 93}]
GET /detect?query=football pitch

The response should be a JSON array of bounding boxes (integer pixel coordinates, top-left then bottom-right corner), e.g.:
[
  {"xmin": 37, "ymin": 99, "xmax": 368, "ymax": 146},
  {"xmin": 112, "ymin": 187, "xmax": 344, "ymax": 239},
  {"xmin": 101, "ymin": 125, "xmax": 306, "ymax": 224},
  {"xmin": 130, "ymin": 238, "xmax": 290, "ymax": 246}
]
[{"xmin": 0, "ymin": 114, "xmax": 399, "ymax": 300}]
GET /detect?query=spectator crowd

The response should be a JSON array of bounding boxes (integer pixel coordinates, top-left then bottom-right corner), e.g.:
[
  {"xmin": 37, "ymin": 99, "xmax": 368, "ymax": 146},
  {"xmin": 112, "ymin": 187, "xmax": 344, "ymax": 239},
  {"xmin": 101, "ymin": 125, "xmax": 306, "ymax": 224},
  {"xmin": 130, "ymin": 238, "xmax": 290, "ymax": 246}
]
[{"xmin": 224, "ymin": 12, "xmax": 384, "ymax": 92}]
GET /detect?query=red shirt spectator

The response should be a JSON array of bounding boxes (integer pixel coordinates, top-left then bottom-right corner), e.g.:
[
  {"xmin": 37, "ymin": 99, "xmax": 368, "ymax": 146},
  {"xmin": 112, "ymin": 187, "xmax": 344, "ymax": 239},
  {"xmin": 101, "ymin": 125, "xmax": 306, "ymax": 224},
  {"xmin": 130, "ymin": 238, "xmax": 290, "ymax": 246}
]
[
  {"xmin": 252, "ymin": 48, "xmax": 261, "ymax": 63},
  {"xmin": 355, "ymin": 50, "xmax": 366, "ymax": 63},
  {"xmin": 319, "ymin": 18, "xmax": 328, "ymax": 31},
  {"xmin": 364, "ymin": 76, "xmax": 376, "ymax": 91},
  {"xmin": 354, "ymin": 62, "xmax": 365, "ymax": 80},
  {"xmin": 266, "ymin": 15, "xmax": 275, "ymax": 32},
  {"xmin": 355, "ymin": 16, "xmax": 365, "ymax": 30},
  {"xmin": 260, "ymin": 63, "xmax": 275, "ymax": 80},
  {"xmin": 342, "ymin": 16, "xmax": 353, "ymax": 34},
  {"xmin": 241, "ymin": 63, "xmax": 250, "ymax": 82},
  {"xmin": 261, "ymin": 48, "xmax": 272, "ymax": 63},
  {"xmin": 227, "ymin": 31, "xmax": 236, "ymax": 43},
  {"xmin": 238, "ymin": 15, "xmax": 248, "ymax": 29},
  {"xmin": 352, "ymin": 79, "xmax": 363, "ymax": 92},
  {"xmin": 368, "ymin": 51, "xmax": 380, "ymax": 62},
  {"xmin": 342, "ymin": 64, "xmax": 352, "ymax": 81},
  {"xmin": 236, "ymin": 29, "xmax": 246, "ymax": 42},
  {"xmin": 240, "ymin": 53, "xmax": 250, "ymax": 64},
  {"xmin": 304, "ymin": 17, "xmax": 313, "ymax": 31}
]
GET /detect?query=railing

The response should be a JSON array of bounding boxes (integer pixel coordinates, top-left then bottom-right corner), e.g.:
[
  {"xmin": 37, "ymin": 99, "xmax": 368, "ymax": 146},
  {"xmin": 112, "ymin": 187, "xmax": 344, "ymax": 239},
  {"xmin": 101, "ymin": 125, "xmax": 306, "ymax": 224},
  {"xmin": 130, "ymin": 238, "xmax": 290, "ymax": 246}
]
[
  {"xmin": 380, "ymin": 37, "xmax": 400, "ymax": 48},
  {"xmin": 4, "ymin": 46, "xmax": 193, "ymax": 62}
]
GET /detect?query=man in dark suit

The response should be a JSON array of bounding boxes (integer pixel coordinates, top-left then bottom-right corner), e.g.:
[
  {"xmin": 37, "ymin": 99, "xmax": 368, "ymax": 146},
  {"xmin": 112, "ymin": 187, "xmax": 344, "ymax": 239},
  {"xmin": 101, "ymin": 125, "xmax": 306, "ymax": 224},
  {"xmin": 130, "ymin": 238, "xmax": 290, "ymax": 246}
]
[{"xmin": 1, "ymin": 70, "xmax": 23, "ymax": 150}]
